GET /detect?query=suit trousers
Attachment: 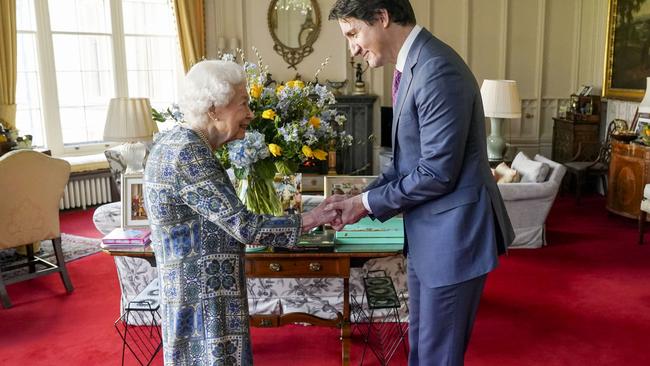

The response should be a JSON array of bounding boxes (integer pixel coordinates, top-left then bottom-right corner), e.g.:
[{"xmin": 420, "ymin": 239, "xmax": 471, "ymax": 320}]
[{"xmin": 407, "ymin": 256, "xmax": 487, "ymax": 366}]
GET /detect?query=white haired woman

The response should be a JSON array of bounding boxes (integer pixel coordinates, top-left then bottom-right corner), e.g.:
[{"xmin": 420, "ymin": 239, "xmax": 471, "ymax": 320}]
[{"xmin": 143, "ymin": 60, "xmax": 337, "ymax": 365}]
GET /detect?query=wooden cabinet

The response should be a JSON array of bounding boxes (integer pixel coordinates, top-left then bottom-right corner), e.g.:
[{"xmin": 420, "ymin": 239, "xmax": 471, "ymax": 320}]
[
  {"xmin": 606, "ymin": 142, "xmax": 650, "ymax": 219},
  {"xmin": 334, "ymin": 95, "xmax": 377, "ymax": 175},
  {"xmin": 552, "ymin": 117, "xmax": 600, "ymax": 163}
]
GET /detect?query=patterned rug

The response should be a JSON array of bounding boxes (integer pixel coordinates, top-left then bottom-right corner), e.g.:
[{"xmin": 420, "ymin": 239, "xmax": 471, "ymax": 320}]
[{"xmin": 0, "ymin": 233, "xmax": 101, "ymax": 281}]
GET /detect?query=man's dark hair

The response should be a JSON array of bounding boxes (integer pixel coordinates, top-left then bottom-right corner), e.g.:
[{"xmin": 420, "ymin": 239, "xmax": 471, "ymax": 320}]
[{"xmin": 328, "ymin": 0, "xmax": 416, "ymax": 26}]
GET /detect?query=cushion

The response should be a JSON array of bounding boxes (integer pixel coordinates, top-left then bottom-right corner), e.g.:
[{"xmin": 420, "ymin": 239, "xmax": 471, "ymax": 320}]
[
  {"xmin": 494, "ymin": 162, "xmax": 521, "ymax": 184},
  {"xmin": 511, "ymin": 152, "xmax": 550, "ymax": 183},
  {"xmin": 61, "ymin": 153, "xmax": 109, "ymax": 173}
]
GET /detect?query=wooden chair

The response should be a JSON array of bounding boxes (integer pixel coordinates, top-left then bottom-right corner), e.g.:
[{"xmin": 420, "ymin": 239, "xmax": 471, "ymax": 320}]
[
  {"xmin": 563, "ymin": 121, "xmax": 621, "ymax": 204},
  {"xmin": 0, "ymin": 150, "xmax": 74, "ymax": 308}
]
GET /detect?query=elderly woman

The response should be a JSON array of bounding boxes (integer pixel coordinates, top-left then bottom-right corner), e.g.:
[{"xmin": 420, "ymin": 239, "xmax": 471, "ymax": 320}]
[{"xmin": 143, "ymin": 60, "xmax": 336, "ymax": 365}]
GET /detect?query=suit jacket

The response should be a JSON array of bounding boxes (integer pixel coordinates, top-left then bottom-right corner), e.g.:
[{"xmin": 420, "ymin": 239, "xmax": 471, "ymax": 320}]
[{"xmin": 366, "ymin": 28, "xmax": 515, "ymax": 288}]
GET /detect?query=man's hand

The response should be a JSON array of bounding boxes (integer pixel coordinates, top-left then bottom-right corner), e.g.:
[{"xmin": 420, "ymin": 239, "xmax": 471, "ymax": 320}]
[
  {"xmin": 300, "ymin": 196, "xmax": 343, "ymax": 233},
  {"xmin": 325, "ymin": 194, "xmax": 368, "ymax": 231}
]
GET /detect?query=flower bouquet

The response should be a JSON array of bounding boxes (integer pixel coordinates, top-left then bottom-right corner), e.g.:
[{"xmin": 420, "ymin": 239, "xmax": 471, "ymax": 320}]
[{"xmin": 217, "ymin": 50, "xmax": 353, "ymax": 216}]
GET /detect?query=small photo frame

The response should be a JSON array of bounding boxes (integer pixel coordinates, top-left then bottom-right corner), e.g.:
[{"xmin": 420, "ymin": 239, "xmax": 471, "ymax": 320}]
[
  {"xmin": 324, "ymin": 175, "xmax": 377, "ymax": 197},
  {"xmin": 121, "ymin": 173, "xmax": 149, "ymax": 228},
  {"xmin": 274, "ymin": 173, "xmax": 302, "ymax": 214},
  {"xmin": 635, "ymin": 113, "xmax": 650, "ymax": 135},
  {"xmin": 578, "ymin": 85, "xmax": 593, "ymax": 96}
]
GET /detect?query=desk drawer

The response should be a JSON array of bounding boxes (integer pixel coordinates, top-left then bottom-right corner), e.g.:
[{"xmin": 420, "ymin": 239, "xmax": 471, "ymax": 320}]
[{"xmin": 246, "ymin": 257, "xmax": 347, "ymax": 277}]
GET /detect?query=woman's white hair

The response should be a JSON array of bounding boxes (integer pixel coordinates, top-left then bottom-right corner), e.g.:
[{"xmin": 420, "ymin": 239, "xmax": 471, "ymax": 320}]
[{"xmin": 178, "ymin": 60, "xmax": 246, "ymax": 125}]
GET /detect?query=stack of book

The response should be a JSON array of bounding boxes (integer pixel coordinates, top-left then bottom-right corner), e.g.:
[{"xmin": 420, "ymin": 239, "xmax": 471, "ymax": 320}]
[
  {"xmin": 334, "ymin": 217, "xmax": 404, "ymax": 252},
  {"xmin": 101, "ymin": 227, "xmax": 152, "ymax": 251}
]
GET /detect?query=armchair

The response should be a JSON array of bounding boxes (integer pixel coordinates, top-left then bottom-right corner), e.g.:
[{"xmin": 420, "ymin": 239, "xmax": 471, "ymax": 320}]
[
  {"xmin": 0, "ymin": 150, "xmax": 74, "ymax": 308},
  {"xmin": 93, "ymin": 146, "xmax": 157, "ymax": 317},
  {"xmin": 498, "ymin": 154, "xmax": 566, "ymax": 248}
]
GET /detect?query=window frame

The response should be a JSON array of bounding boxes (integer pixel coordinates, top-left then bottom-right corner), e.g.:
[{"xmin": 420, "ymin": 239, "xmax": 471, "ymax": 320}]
[{"xmin": 17, "ymin": 0, "xmax": 180, "ymax": 156}]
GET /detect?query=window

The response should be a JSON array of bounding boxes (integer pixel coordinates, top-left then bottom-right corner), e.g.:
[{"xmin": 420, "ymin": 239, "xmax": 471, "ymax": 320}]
[{"xmin": 15, "ymin": 0, "xmax": 182, "ymax": 155}]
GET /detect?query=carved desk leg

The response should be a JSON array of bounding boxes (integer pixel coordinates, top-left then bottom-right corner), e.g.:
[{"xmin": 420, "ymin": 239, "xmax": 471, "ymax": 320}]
[{"xmin": 342, "ymin": 276, "xmax": 350, "ymax": 366}]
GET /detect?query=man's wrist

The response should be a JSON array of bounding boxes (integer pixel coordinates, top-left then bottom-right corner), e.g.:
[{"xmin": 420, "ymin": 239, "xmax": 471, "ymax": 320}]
[{"xmin": 361, "ymin": 191, "xmax": 372, "ymax": 214}]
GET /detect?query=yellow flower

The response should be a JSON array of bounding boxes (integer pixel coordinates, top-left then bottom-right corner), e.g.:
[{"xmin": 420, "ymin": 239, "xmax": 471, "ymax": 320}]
[
  {"xmin": 302, "ymin": 145, "xmax": 314, "ymax": 158},
  {"xmin": 286, "ymin": 80, "xmax": 304, "ymax": 89},
  {"xmin": 268, "ymin": 143, "xmax": 282, "ymax": 157},
  {"xmin": 313, "ymin": 149, "xmax": 328, "ymax": 160},
  {"xmin": 262, "ymin": 109, "xmax": 277, "ymax": 120},
  {"xmin": 308, "ymin": 116, "xmax": 321, "ymax": 129},
  {"xmin": 249, "ymin": 83, "xmax": 262, "ymax": 99},
  {"xmin": 275, "ymin": 85, "xmax": 285, "ymax": 94}
]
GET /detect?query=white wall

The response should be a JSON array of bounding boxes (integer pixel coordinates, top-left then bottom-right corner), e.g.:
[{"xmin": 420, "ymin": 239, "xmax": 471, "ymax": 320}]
[{"xmin": 205, "ymin": 0, "xmax": 615, "ymax": 171}]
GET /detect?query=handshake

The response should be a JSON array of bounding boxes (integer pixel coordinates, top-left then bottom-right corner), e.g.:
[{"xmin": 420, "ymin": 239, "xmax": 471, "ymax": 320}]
[{"xmin": 300, "ymin": 194, "xmax": 369, "ymax": 233}]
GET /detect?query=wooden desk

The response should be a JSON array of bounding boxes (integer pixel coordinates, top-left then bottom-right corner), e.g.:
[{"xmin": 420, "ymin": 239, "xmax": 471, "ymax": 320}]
[
  {"xmin": 607, "ymin": 141, "xmax": 650, "ymax": 218},
  {"xmin": 103, "ymin": 244, "xmax": 402, "ymax": 366}
]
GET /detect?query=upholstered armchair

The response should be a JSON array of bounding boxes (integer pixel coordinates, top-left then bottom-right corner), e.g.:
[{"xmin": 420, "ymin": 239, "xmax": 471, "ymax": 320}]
[
  {"xmin": 93, "ymin": 146, "xmax": 158, "ymax": 317},
  {"xmin": 0, "ymin": 150, "xmax": 74, "ymax": 308},
  {"xmin": 498, "ymin": 154, "xmax": 567, "ymax": 248}
]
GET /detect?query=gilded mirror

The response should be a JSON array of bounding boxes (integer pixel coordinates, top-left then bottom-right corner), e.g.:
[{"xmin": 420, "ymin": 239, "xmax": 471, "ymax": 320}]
[{"xmin": 268, "ymin": 0, "xmax": 321, "ymax": 69}]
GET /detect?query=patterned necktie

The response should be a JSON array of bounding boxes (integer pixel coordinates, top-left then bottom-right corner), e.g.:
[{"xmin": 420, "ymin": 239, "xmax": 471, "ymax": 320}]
[{"xmin": 392, "ymin": 69, "xmax": 402, "ymax": 106}]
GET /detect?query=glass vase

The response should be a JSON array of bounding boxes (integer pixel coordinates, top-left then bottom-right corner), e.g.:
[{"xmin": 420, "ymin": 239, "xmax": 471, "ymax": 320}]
[{"xmin": 237, "ymin": 174, "xmax": 283, "ymax": 216}]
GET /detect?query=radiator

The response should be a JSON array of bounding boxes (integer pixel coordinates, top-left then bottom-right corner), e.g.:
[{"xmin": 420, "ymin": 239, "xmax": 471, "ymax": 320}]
[{"xmin": 59, "ymin": 173, "xmax": 114, "ymax": 210}]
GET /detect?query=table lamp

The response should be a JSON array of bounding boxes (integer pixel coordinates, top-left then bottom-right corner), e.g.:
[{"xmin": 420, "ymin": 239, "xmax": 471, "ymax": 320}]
[
  {"xmin": 103, "ymin": 98, "xmax": 158, "ymax": 173},
  {"xmin": 639, "ymin": 77, "xmax": 650, "ymax": 115},
  {"xmin": 480, "ymin": 80, "xmax": 522, "ymax": 161}
]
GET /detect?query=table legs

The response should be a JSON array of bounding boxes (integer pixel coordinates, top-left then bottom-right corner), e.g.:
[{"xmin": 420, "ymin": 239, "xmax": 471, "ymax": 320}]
[{"xmin": 342, "ymin": 277, "xmax": 350, "ymax": 365}]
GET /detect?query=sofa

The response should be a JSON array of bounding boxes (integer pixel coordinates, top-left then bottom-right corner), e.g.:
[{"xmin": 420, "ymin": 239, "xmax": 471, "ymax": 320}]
[{"xmin": 497, "ymin": 154, "xmax": 566, "ymax": 248}]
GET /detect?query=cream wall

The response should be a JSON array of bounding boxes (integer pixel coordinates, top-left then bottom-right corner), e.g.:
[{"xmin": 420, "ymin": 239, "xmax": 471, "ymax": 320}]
[{"xmin": 205, "ymin": 0, "xmax": 611, "ymax": 171}]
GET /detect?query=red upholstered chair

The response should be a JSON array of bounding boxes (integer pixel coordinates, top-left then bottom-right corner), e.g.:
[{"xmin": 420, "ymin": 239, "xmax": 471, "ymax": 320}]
[{"xmin": 0, "ymin": 150, "xmax": 74, "ymax": 308}]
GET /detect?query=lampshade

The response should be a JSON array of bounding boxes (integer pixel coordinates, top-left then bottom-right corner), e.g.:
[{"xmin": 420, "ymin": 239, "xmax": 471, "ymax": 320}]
[
  {"xmin": 480, "ymin": 80, "xmax": 522, "ymax": 119},
  {"xmin": 639, "ymin": 77, "xmax": 650, "ymax": 114},
  {"xmin": 103, "ymin": 98, "xmax": 158, "ymax": 142}
]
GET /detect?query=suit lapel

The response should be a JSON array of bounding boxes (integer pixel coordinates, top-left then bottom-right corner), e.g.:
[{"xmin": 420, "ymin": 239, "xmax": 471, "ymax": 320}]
[{"xmin": 391, "ymin": 29, "xmax": 430, "ymax": 157}]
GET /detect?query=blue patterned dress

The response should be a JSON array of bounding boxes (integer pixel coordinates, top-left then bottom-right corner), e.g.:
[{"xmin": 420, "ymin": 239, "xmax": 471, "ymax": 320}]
[{"xmin": 143, "ymin": 125, "xmax": 301, "ymax": 365}]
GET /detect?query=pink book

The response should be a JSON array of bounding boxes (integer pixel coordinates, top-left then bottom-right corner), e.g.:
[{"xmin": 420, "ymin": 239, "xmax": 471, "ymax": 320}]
[{"xmin": 102, "ymin": 228, "xmax": 151, "ymax": 245}]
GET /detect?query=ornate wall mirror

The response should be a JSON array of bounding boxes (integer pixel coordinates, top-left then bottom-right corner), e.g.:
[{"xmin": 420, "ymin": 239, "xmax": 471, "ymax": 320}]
[{"xmin": 268, "ymin": 0, "xmax": 321, "ymax": 69}]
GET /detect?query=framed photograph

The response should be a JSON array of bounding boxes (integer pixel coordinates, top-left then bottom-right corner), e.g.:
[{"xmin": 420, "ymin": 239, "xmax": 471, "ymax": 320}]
[
  {"xmin": 604, "ymin": 0, "xmax": 650, "ymax": 101},
  {"xmin": 274, "ymin": 173, "xmax": 302, "ymax": 214},
  {"xmin": 324, "ymin": 175, "xmax": 376, "ymax": 197},
  {"xmin": 635, "ymin": 112, "xmax": 650, "ymax": 134},
  {"xmin": 121, "ymin": 173, "xmax": 149, "ymax": 228},
  {"xmin": 579, "ymin": 85, "xmax": 593, "ymax": 96}
]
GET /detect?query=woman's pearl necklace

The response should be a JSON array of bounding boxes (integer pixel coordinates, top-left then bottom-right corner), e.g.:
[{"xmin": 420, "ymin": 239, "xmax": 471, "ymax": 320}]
[{"xmin": 193, "ymin": 128, "xmax": 212, "ymax": 150}]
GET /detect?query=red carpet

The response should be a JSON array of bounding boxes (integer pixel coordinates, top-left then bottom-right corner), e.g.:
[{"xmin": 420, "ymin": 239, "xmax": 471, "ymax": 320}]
[
  {"xmin": 59, "ymin": 206, "xmax": 103, "ymax": 238},
  {"xmin": 1, "ymin": 195, "xmax": 650, "ymax": 365}
]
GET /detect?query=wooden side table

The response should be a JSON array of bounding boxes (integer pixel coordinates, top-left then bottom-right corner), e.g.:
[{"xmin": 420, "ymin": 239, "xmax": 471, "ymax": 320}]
[
  {"xmin": 552, "ymin": 117, "xmax": 600, "ymax": 163},
  {"xmin": 606, "ymin": 141, "xmax": 650, "ymax": 219}
]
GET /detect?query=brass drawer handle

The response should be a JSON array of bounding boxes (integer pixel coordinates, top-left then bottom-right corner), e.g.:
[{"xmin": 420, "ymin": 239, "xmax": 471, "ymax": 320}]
[
  {"xmin": 309, "ymin": 262, "xmax": 322, "ymax": 272},
  {"xmin": 269, "ymin": 263, "xmax": 281, "ymax": 272},
  {"xmin": 260, "ymin": 319, "xmax": 273, "ymax": 327}
]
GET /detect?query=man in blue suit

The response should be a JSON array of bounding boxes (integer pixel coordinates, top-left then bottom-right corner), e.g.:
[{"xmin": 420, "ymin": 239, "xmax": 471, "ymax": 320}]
[{"xmin": 327, "ymin": 1, "xmax": 515, "ymax": 364}]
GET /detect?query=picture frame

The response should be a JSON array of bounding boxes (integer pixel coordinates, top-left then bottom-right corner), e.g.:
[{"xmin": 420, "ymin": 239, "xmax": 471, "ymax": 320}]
[
  {"xmin": 604, "ymin": 0, "xmax": 650, "ymax": 101},
  {"xmin": 274, "ymin": 173, "xmax": 302, "ymax": 214},
  {"xmin": 635, "ymin": 111, "xmax": 650, "ymax": 135},
  {"xmin": 121, "ymin": 173, "xmax": 149, "ymax": 228},
  {"xmin": 324, "ymin": 175, "xmax": 376, "ymax": 197},
  {"xmin": 579, "ymin": 85, "xmax": 593, "ymax": 96}
]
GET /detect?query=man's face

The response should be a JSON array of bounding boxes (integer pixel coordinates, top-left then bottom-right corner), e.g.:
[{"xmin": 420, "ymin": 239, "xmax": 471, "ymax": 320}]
[{"xmin": 338, "ymin": 16, "xmax": 390, "ymax": 68}]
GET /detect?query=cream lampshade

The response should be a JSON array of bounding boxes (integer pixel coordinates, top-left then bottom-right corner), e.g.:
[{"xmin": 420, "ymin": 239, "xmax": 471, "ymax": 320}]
[
  {"xmin": 103, "ymin": 98, "xmax": 158, "ymax": 173},
  {"xmin": 480, "ymin": 80, "xmax": 522, "ymax": 161},
  {"xmin": 639, "ymin": 77, "xmax": 650, "ymax": 114}
]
